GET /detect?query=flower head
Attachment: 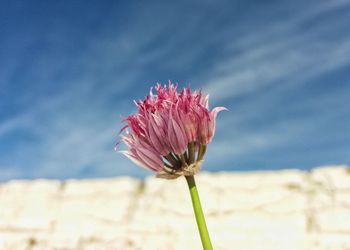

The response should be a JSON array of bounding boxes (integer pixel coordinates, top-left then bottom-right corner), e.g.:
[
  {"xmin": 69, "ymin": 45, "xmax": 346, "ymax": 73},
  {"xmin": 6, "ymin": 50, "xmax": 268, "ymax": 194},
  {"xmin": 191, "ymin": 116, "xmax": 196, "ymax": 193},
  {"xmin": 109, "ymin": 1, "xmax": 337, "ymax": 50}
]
[{"xmin": 118, "ymin": 81, "xmax": 226, "ymax": 179}]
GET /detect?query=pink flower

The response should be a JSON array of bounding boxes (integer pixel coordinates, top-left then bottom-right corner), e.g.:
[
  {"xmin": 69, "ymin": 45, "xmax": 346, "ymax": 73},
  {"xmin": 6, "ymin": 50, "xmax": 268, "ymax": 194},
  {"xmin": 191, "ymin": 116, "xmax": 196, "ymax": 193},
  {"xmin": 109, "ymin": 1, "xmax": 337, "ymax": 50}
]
[{"xmin": 118, "ymin": 82, "xmax": 226, "ymax": 178}]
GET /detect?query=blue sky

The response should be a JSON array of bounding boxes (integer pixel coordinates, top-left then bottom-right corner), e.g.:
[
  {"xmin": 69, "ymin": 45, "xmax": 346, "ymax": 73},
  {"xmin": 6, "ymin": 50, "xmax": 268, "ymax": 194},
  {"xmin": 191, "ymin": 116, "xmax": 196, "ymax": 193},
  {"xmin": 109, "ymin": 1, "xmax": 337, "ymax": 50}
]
[{"xmin": 1, "ymin": 0, "xmax": 350, "ymax": 180}]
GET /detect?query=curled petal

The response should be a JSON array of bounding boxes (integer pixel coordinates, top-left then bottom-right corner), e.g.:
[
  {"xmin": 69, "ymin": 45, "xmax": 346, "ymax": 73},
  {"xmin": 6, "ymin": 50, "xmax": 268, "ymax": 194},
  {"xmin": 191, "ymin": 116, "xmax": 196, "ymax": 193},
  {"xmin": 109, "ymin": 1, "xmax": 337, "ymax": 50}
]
[
  {"xmin": 204, "ymin": 106, "xmax": 228, "ymax": 144},
  {"xmin": 211, "ymin": 107, "xmax": 228, "ymax": 118}
]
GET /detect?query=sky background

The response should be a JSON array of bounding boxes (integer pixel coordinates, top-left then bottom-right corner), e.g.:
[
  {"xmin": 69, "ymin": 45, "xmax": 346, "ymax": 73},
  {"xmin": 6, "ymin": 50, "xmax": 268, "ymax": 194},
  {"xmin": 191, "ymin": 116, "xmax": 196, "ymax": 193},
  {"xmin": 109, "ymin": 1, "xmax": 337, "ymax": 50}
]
[{"xmin": 1, "ymin": 0, "xmax": 350, "ymax": 181}]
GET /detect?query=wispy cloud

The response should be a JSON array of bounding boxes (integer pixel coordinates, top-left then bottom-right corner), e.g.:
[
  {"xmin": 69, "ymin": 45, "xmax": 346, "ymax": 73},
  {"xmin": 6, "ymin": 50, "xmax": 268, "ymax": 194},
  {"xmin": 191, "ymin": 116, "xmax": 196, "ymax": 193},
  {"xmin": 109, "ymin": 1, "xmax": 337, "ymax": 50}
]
[{"xmin": 201, "ymin": 0, "xmax": 350, "ymax": 100}]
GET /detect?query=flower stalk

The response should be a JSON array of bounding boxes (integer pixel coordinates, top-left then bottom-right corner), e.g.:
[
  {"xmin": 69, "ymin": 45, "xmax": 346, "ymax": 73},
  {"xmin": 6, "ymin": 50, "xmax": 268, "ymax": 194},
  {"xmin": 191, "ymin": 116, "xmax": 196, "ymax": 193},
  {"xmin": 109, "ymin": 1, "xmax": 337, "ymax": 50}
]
[
  {"xmin": 118, "ymin": 82, "xmax": 226, "ymax": 249},
  {"xmin": 186, "ymin": 175, "xmax": 213, "ymax": 250}
]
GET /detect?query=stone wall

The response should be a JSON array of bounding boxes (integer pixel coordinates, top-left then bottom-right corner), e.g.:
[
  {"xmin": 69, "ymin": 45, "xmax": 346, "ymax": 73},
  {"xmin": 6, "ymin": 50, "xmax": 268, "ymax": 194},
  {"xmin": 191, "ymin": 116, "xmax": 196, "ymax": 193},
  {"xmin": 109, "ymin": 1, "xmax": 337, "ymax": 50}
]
[{"xmin": 0, "ymin": 165, "xmax": 349, "ymax": 249}]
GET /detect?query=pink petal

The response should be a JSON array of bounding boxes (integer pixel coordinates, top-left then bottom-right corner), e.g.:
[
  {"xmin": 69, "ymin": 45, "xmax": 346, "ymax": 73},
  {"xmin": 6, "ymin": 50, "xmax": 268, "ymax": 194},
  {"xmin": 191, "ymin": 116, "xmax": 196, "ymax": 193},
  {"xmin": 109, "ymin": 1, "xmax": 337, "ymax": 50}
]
[
  {"xmin": 167, "ymin": 109, "xmax": 187, "ymax": 155},
  {"xmin": 120, "ymin": 151, "xmax": 156, "ymax": 172},
  {"xmin": 136, "ymin": 147, "xmax": 164, "ymax": 171},
  {"xmin": 147, "ymin": 116, "xmax": 169, "ymax": 156}
]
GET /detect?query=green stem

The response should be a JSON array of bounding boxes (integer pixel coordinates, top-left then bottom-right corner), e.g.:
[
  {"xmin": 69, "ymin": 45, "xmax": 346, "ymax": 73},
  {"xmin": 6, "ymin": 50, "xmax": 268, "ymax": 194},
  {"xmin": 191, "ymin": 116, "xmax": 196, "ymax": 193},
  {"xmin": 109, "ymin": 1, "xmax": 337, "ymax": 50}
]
[{"xmin": 185, "ymin": 175, "xmax": 213, "ymax": 250}]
